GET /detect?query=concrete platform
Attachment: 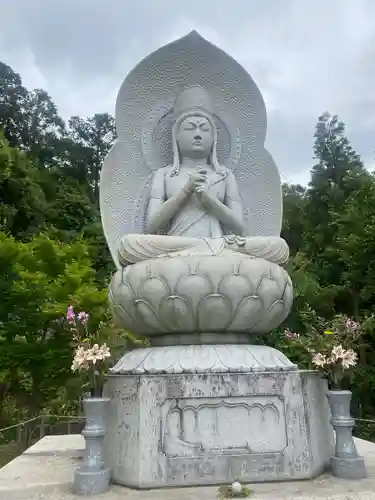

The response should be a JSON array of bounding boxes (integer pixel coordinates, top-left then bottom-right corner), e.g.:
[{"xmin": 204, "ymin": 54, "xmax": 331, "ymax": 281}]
[{"xmin": 1, "ymin": 435, "xmax": 375, "ymax": 499}]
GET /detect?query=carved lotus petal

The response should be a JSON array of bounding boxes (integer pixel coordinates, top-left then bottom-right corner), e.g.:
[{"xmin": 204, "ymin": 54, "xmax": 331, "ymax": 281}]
[
  {"xmin": 159, "ymin": 296, "xmax": 195, "ymax": 332},
  {"xmin": 219, "ymin": 274, "xmax": 251, "ymax": 309},
  {"xmin": 246, "ymin": 345, "xmax": 293, "ymax": 370},
  {"xmin": 134, "ymin": 300, "xmax": 163, "ymax": 332},
  {"xmin": 213, "ymin": 345, "xmax": 255, "ymax": 372},
  {"xmin": 110, "ymin": 347, "xmax": 155, "ymax": 373},
  {"xmin": 157, "ymin": 259, "xmax": 190, "ymax": 288},
  {"xmin": 111, "ymin": 304, "xmax": 137, "ymax": 331},
  {"xmin": 197, "ymin": 294, "xmax": 232, "ymax": 331},
  {"xmin": 175, "ymin": 274, "xmax": 212, "ymax": 311},
  {"xmin": 178, "ymin": 345, "xmax": 218, "ymax": 372},
  {"xmin": 196, "ymin": 256, "xmax": 233, "ymax": 289},
  {"xmin": 256, "ymin": 276, "xmax": 284, "ymax": 310},
  {"xmin": 109, "ymin": 271, "xmax": 136, "ymax": 328},
  {"xmin": 141, "ymin": 346, "xmax": 183, "ymax": 373},
  {"xmin": 229, "ymin": 296, "xmax": 263, "ymax": 331},
  {"xmin": 138, "ymin": 276, "xmax": 170, "ymax": 306},
  {"xmin": 282, "ymin": 275, "xmax": 293, "ymax": 306},
  {"xmin": 110, "ymin": 254, "xmax": 293, "ymax": 336},
  {"xmin": 255, "ymin": 300, "xmax": 292, "ymax": 333}
]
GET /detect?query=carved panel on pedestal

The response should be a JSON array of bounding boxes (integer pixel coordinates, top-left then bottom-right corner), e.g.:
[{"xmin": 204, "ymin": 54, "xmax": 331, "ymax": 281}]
[{"xmin": 160, "ymin": 396, "xmax": 287, "ymax": 458}]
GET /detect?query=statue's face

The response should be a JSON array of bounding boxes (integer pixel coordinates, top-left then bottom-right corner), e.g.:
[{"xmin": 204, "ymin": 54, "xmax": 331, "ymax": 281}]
[{"xmin": 176, "ymin": 115, "xmax": 214, "ymax": 158}]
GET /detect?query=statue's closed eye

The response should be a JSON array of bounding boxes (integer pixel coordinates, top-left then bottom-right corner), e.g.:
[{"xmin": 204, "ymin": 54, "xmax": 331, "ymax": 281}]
[{"xmin": 184, "ymin": 123, "xmax": 210, "ymax": 131}]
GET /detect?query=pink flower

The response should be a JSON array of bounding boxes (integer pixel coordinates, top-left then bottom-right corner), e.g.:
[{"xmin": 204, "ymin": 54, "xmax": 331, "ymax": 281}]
[
  {"xmin": 77, "ymin": 311, "xmax": 89, "ymax": 324},
  {"xmin": 66, "ymin": 305, "xmax": 75, "ymax": 323},
  {"xmin": 345, "ymin": 318, "xmax": 360, "ymax": 332},
  {"xmin": 284, "ymin": 328, "xmax": 300, "ymax": 340}
]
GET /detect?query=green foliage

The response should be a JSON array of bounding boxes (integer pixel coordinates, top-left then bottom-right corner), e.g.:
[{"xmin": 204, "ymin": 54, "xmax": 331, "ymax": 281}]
[
  {"xmin": 281, "ymin": 183, "xmax": 307, "ymax": 255},
  {"xmin": 0, "ymin": 230, "xmax": 109, "ymax": 420},
  {"xmin": 2, "ymin": 61, "xmax": 375, "ymax": 432},
  {"xmin": 0, "ymin": 131, "xmax": 47, "ymax": 237},
  {"xmin": 67, "ymin": 113, "xmax": 116, "ymax": 204}
]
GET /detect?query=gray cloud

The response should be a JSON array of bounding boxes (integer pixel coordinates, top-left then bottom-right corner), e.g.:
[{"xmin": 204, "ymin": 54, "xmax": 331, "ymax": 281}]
[{"xmin": 1, "ymin": 0, "xmax": 374, "ymax": 183}]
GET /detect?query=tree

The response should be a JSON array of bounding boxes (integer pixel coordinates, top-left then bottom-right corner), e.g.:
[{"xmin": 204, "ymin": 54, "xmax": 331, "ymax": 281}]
[
  {"xmin": 304, "ymin": 112, "xmax": 368, "ymax": 259},
  {"xmin": 68, "ymin": 113, "xmax": 116, "ymax": 204},
  {"xmin": 0, "ymin": 131, "xmax": 47, "ymax": 238},
  {"xmin": 329, "ymin": 173, "xmax": 375, "ymax": 317},
  {"xmin": 281, "ymin": 183, "xmax": 307, "ymax": 255},
  {"xmin": 22, "ymin": 89, "xmax": 66, "ymax": 168},
  {"xmin": 302, "ymin": 113, "xmax": 370, "ymax": 291},
  {"xmin": 0, "ymin": 62, "xmax": 29, "ymax": 148},
  {"xmin": 0, "ymin": 231, "xmax": 108, "ymax": 416}
]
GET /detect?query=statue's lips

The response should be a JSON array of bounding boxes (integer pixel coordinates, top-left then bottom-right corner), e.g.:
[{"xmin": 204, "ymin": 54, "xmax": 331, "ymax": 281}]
[{"xmin": 192, "ymin": 141, "xmax": 203, "ymax": 147}]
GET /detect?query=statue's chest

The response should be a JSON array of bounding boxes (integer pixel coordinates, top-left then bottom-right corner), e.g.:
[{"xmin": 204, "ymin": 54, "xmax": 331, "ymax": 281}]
[{"xmin": 165, "ymin": 172, "xmax": 225, "ymax": 201}]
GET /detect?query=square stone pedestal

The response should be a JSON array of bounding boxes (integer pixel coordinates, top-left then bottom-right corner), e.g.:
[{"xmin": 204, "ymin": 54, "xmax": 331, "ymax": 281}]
[{"xmin": 104, "ymin": 369, "xmax": 333, "ymax": 489}]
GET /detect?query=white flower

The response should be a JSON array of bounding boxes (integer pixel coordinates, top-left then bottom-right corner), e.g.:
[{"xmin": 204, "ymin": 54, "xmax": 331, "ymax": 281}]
[
  {"xmin": 71, "ymin": 346, "xmax": 89, "ymax": 372},
  {"xmin": 331, "ymin": 344, "xmax": 346, "ymax": 362},
  {"xmin": 341, "ymin": 349, "xmax": 358, "ymax": 369},
  {"xmin": 86, "ymin": 343, "xmax": 111, "ymax": 364},
  {"xmin": 312, "ymin": 352, "xmax": 328, "ymax": 367},
  {"xmin": 86, "ymin": 344, "xmax": 102, "ymax": 364},
  {"xmin": 99, "ymin": 343, "xmax": 111, "ymax": 359}
]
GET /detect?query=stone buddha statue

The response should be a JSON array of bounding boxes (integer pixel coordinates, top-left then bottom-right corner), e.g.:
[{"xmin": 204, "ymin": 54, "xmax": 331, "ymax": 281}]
[
  {"xmin": 100, "ymin": 30, "xmax": 293, "ymax": 340},
  {"xmin": 101, "ymin": 33, "xmax": 334, "ymax": 492},
  {"xmin": 118, "ymin": 85, "xmax": 289, "ymax": 268}
]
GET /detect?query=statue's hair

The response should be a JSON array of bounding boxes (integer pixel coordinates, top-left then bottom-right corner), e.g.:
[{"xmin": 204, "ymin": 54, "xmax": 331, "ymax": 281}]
[{"xmin": 170, "ymin": 110, "xmax": 225, "ymax": 177}]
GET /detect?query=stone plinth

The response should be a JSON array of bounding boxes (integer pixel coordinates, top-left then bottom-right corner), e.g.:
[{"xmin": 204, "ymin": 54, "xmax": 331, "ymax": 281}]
[{"xmin": 103, "ymin": 345, "xmax": 333, "ymax": 489}]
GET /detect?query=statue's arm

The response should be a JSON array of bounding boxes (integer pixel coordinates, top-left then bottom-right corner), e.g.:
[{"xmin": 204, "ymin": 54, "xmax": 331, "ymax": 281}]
[
  {"xmin": 198, "ymin": 172, "xmax": 246, "ymax": 236},
  {"xmin": 146, "ymin": 169, "xmax": 191, "ymax": 234},
  {"xmin": 224, "ymin": 171, "xmax": 247, "ymax": 234}
]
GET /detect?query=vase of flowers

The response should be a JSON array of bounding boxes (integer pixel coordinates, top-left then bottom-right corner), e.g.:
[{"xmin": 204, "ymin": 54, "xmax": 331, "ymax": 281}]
[
  {"xmin": 308, "ymin": 318, "xmax": 366, "ymax": 480},
  {"xmin": 66, "ymin": 306, "xmax": 112, "ymax": 496}
]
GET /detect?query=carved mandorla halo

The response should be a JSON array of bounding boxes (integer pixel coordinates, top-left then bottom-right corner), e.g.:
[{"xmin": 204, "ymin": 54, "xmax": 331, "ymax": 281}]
[{"xmin": 100, "ymin": 30, "xmax": 283, "ymax": 268}]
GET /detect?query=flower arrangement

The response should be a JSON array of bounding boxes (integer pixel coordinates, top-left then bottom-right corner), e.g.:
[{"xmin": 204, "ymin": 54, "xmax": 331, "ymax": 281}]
[
  {"xmin": 66, "ymin": 305, "xmax": 112, "ymax": 397},
  {"xmin": 310, "ymin": 344, "xmax": 357, "ymax": 389},
  {"xmin": 282, "ymin": 315, "xmax": 362, "ymax": 390}
]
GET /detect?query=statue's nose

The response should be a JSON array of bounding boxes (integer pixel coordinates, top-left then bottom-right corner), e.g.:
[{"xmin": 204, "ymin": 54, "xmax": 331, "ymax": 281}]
[{"xmin": 194, "ymin": 134, "xmax": 202, "ymax": 140}]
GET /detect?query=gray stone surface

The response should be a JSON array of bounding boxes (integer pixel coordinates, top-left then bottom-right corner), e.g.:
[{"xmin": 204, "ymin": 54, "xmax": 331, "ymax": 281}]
[
  {"xmin": 111, "ymin": 345, "xmax": 297, "ymax": 374},
  {"xmin": 105, "ymin": 47, "xmax": 293, "ymax": 337},
  {"xmin": 328, "ymin": 390, "xmax": 367, "ymax": 479},
  {"xmin": 97, "ymin": 29, "xmax": 327, "ymax": 493},
  {"xmin": 2, "ymin": 435, "xmax": 375, "ymax": 499},
  {"xmin": 103, "ymin": 369, "xmax": 333, "ymax": 488},
  {"xmin": 72, "ymin": 397, "xmax": 111, "ymax": 495},
  {"xmin": 109, "ymin": 254, "xmax": 293, "ymax": 337},
  {"xmin": 100, "ymin": 31, "xmax": 283, "ymax": 268}
]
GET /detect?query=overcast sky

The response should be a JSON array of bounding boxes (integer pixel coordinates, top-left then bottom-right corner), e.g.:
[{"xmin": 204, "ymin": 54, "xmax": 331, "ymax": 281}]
[{"xmin": 1, "ymin": 0, "xmax": 375, "ymax": 184}]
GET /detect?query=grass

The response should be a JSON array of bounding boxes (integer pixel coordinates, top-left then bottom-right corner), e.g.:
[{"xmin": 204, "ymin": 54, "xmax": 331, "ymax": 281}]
[
  {"xmin": 0, "ymin": 442, "xmax": 22, "ymax": 467},
  {"xmin": 217, "ymin": 485, "xmax": 252, "ymax": 498}
]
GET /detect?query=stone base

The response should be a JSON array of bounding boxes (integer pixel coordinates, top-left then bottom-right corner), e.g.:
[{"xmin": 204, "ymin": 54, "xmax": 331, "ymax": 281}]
[
  {"xmin": 103, "ymin": 346, "xmax": 333, "ymax": 489},
  {"xmin": 331, "ymin": 456, "xmax": 367, "ymax": 480},
  {"xmin": 72, "ymin": 467, "xmax": 110, "ymax": 496}
]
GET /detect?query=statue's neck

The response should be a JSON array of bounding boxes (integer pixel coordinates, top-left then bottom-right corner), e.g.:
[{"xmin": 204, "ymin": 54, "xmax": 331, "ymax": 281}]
[{"xmin": 180, "ymin": 157, "xmax": 210, "ymax": 169}]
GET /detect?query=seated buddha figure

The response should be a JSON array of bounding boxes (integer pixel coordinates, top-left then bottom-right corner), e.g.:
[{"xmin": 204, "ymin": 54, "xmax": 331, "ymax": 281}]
[{"xmin": 118, "ymin": 86, "xmax": 288, "ymax": 267}]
